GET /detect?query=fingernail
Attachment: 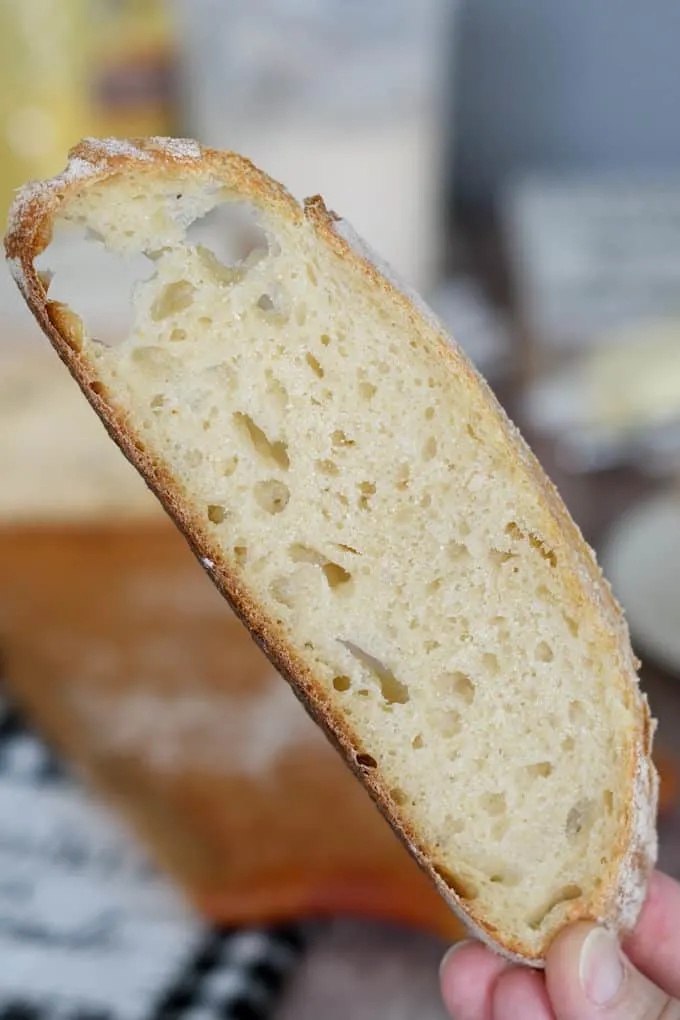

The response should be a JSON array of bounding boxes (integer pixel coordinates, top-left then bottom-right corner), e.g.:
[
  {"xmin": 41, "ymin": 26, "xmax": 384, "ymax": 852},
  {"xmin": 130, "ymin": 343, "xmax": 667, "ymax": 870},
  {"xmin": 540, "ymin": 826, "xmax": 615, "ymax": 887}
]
[
  {"xmin": 439, "ymin": 939, "xmax": 473, "ymax": 978},
  {"xmin": 579, "ymin": 927, "xmax": 625, "ymax": 1005}
]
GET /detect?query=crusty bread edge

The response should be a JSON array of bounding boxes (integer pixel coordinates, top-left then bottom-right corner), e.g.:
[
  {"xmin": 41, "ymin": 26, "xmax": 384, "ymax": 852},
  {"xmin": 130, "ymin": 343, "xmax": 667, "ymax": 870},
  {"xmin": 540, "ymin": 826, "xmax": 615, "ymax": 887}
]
[{"xmin": 4, "ymin": 137, "xmax": 658, "ymax": 966}]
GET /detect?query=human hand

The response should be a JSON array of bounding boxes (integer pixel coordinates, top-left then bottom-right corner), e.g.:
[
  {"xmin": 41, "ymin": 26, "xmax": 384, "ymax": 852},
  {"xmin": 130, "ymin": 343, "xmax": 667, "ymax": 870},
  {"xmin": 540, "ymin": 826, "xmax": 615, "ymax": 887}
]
[{"xmin": 440, "ymin": 870, "xmax": 680, "ymax": 1019}]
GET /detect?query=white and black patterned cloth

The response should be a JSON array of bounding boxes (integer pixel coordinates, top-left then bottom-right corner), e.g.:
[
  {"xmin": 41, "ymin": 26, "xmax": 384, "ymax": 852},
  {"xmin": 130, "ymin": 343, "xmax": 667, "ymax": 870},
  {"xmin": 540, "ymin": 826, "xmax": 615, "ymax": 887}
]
[{"xmin": 0, "ymin": 692, "xmax": 303, "ymax": 1020}]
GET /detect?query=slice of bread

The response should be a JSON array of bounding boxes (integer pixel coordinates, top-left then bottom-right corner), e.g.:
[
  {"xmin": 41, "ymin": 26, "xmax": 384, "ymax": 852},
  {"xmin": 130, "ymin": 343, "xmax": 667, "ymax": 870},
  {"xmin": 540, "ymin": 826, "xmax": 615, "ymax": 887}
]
[{"xmin": 5, "ymin": 137, "xmax": 658, "ymax": 965}]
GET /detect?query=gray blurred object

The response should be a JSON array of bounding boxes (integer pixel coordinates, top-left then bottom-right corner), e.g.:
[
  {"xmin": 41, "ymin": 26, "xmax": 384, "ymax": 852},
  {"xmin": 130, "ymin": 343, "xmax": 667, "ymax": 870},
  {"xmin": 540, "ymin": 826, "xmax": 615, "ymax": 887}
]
[
  {"xmin": 455, "ymin": 0, "xmax": 680, "ymax": 206},
  {"xmin": 430, "ymin": 275, "xmax": 511, "ymax": 381},
  {"xmin": 602, "ymin": 492, "xmax": 680, "ymax": 676},
  {"xmin": 504, "ymin": 178, "xmax": 680, "ymax": 352},
  {"xmin": 276, "ymin": 920, "xmax": 449, "ymax": 1020},
  {"xmin": 170, "ymin": 0, "xmax": 457, "ymax": 294},
  {"xmin": 505, "ymin": 178, "xmax": 680, "ymax": 475}
]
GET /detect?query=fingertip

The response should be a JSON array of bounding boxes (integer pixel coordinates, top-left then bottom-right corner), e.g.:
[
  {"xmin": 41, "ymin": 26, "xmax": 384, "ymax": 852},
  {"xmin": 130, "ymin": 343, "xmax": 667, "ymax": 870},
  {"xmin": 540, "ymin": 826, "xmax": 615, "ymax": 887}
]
[
  {"xmin": 545, "ymin": 922, "xmax": 626, "ymax": 1015},
  {"xmin": 440, "ymin": 940, "xmax": 508, "ymax": 1019},
  {"xmin": 440, "ymin": 938, "xmax": 472, "ymax": 970},
  {"xmin": 491, "ymin": 966, "xmax": 553, "ymax": 1020},
  {"xmin": 544, "ymin": 921, "xmax": 595, "ymax": 997}
]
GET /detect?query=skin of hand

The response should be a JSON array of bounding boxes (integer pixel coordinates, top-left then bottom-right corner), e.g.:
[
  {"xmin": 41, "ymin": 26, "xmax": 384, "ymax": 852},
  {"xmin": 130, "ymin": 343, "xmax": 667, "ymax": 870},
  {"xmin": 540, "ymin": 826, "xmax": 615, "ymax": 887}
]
[{"xmin": 439, "ymin": 871, "xmax": 680, "ymax": 1020}]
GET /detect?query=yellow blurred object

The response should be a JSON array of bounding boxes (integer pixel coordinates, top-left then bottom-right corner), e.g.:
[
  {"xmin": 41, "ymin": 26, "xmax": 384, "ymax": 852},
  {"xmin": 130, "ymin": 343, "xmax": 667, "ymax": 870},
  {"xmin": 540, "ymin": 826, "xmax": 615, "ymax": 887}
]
[
  {"xmin": 0, "ymin": 0, "xmax": 177, "ymax": 224},
  {"xmin": 587, "ymin": 317, "xmax": 680, "ymax": 431},
  {"xmin": 87, "ymin": 0, "xmax": 177, "ymax": 139},
  {"xmin": 0, "ymin": 1, "xmax": 89, "ymax": 220}
]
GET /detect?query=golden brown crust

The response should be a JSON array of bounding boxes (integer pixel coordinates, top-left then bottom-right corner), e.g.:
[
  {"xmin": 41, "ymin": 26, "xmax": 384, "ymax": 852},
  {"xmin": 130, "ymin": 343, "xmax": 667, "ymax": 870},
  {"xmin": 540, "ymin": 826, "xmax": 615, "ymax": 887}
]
[{"xmin": 4, "ymin": 137, "xmax": 658, "ymax": 965}]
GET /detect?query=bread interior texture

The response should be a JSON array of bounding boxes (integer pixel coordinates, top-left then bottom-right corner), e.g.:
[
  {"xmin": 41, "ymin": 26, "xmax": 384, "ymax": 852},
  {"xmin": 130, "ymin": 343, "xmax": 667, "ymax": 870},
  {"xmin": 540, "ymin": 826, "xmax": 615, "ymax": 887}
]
[{"xmin": 41, "ymin": 170, "xmax": 640, "ymax": 953}]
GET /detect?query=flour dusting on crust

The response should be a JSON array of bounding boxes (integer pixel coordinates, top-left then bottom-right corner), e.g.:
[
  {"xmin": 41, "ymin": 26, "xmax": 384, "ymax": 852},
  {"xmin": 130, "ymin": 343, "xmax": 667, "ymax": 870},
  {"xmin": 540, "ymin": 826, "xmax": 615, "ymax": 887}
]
[
  {"xmin": 610, "ymin": 733, "xmax": 659, "ymax": 933},
  {"xmin": 334, "ymin": 217, "xmax": 453, "ymax": 345}
]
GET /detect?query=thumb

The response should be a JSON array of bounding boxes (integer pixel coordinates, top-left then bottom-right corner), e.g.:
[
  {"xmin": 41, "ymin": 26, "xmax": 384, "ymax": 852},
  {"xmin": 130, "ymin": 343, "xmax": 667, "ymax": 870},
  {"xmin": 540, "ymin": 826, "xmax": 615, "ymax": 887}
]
[{"xmin": 545, "ymin": 923, "xmax": 680, "ymax": 1020}]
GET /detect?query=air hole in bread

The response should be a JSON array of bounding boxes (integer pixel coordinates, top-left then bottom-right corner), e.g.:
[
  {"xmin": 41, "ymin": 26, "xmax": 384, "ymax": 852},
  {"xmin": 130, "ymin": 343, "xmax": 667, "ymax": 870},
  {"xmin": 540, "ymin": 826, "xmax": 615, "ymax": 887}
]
[
  {"xmin": 90, "ymin": 380, "xmax": 106, "ymax": 397},
  {"xmin": 320, "ymin": 333, "xmax": 331, "ymax": 346},
  {"xmin": 436, "ymin": 671, "xmax": 476, "ymax": 706},
  {"xmin": 562, "ymin": 735, "xmax": 575, "ymax": 752},
  {"xmin": 425, "ymin": 406, "xmax": 435, "ymax": 421},
  {"xmin": 317, "ymin": 459, "xmax": 339, "ymax": 476},
  {"xmin": 431, "ymin": 709, "xmax": 462, "ymax": 738},
  {"xmin": 270, "ymin": 575, "xmax": 298, "ymax": 609},
  {"xmin": 223, "ymin": 455, "xmax": 238, "ymax": 477},
  {"xmin": 412, "ymin": 734, "xmax": 425, "ymax": 749},
  {"xmin": 358, "ymin": 480, "xmax": 376, "ymax": 510},
  {"xmin": 170, "ymin": 327, "xmax": 187, "ymax": 342},
  {"xmin": 332, "ymin": 429, "xmax": 354, "ymax": 449},
  {"xmin": 37, "ymin": 224, "xmax": 154, "ymax": 345},
  {"xmin": 335, "ymin": 543, "xmax": 360, "ymax": 556},
  {"xmin": 256, "ymin": 290, "xmax": 289, "ymax": 322},
  {"xmin": 307, "ymin": 263, "xmax": 318, "ymax": 286},
  {"xmin": 151, "ymin": 280, "xmax": 196, "ymax": 321},
  {"xmin": 564, "ymin": 613, "xmax": 580, "ymax": 638},
  {"xmin": 295, "ymin": 303, "xmax": 308, "ymax": 327},
  {"xmin": 129, "ymin": 345, "xmax": 179, "ymax": 383},
  {"xmin": 391, "ymin": 787, "xmax": 408, "ymax": 806},
  {"xmin": 359, "ymin": 381, "xmax": 377, "ymax": 401},
  {"xmin": 536, "ymin": 641, "xmax": 555, "ymax": 663},
  {"xmin": 435, "ymin": 866, "xmax": 479, "ymax": 901},
  {"xmin": 289, "ymin": 544, "xmax": 325, "ymax": 564},
  {"xmin": 448, "ymin": 541, "xmax": 470, "ymax": 562},
  {"xmin": 323, "ymin": 563, "xmax": 352, "ymax": 588},
  {"xmin": 526, "ymin": 761, "xmax": 553, "ymax": 779},
  {"xmin": 481, "ymin": 792, "xmax": 507, "ymax": 816},
  {"xmin": 487, "ymin": 864, "xmax": 522, "ymax": 887},
  {"xmin": 254, "ymin": 479, "xmax": 290, "ymax": 515},
  {"xmin": 528, "ymin": 885, "xmax": 582, "ymax": 929},
  {"xmin": 566, "ymin": 798, "xmax": 596, "ymax": 839},
  {"xmin": 289, "ymin": 545, "xmax": 352, "ymax": 589},
  {"xmin": 264, "ymin": 371, "xmax": 289, "ymax": 410},
  {"xmin": 569, "ymin": 700, "xmax": 586, "ymax": 726},
  {"xmin": 426, "ymin": 578, "xmax": 442, "ymax": 595},
  {"xmin": 505, "ymin": 520, "xmax": 557, "ymax": 568},
  {"xmin": 305, "ymin": 352, "xmax": 324, "ymax": 378},
  {"xmin": 333, "ymin": 675, "xmax": 351, "ymax": 692},
  {"xmin": 186, "ymin": 199, "xmax": 269, "ymax": 268},
  {"xmin": 482, "ymin": 652, "xmax": 500, "ymax": 676},
  {"xmin": 150, "ymin": 394, "xmax": 165, "ymax": 412},
  {"xmin": 341, "ymin": 641, "xmax": 410, "ymax": 705},
  {"xmin": 529, "ymin": 533, "xmax": 557, "ymax": 567},
  {"xmin": 233, "ymin": 545, "xmax": 248, "ymax": 564},
  {"xmin": 207, "ymin": 503, "xmax": 227, "ymax": 525},
  {"xmin": 234, "ymin": 412, "xmax": 290, "ymax": 470},
  {"xmin": 603, "ymin": 789, "xmax": 614, "ymax": 813},
  {"xmin": 44, "ymin": 302, "xmax": 85, "ymax": 352},
  {"xmin": 395, "ymin": 464, "xmax": 410, "ymax": 491},
  {"xmin": 490, "ymin": 548, "xmax": 515, "ymax": 565},
  {"xmin": 356, "ymin": 753, "xmax": 377, "ymax": 769},
  {"xmin": 423, "ymin": 436, "xmax": 437, "ymax": 460}
]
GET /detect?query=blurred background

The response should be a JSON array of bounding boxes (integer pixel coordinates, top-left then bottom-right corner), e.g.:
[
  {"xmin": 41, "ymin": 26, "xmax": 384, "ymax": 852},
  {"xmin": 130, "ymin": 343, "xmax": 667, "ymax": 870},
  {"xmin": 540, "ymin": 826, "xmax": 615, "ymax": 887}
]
[{"xmin": 1, "ymin": 2, "xmax": 680, "ymax": 1018}]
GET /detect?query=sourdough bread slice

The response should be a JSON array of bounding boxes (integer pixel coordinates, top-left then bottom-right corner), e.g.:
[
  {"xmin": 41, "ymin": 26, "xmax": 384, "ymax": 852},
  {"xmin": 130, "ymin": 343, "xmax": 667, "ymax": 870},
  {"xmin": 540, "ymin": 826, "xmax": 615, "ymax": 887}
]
[{"xmin": 5, "ymin": 137, "xmax": 658, "ymax": 964}]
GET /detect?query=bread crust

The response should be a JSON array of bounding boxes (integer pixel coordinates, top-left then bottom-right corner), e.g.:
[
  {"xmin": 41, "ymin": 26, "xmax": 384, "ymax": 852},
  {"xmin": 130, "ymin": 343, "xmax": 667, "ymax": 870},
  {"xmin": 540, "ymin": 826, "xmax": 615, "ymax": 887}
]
[{"xmin": 5, "ymin": 137, "xmax": 658, "ymax": 965}]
